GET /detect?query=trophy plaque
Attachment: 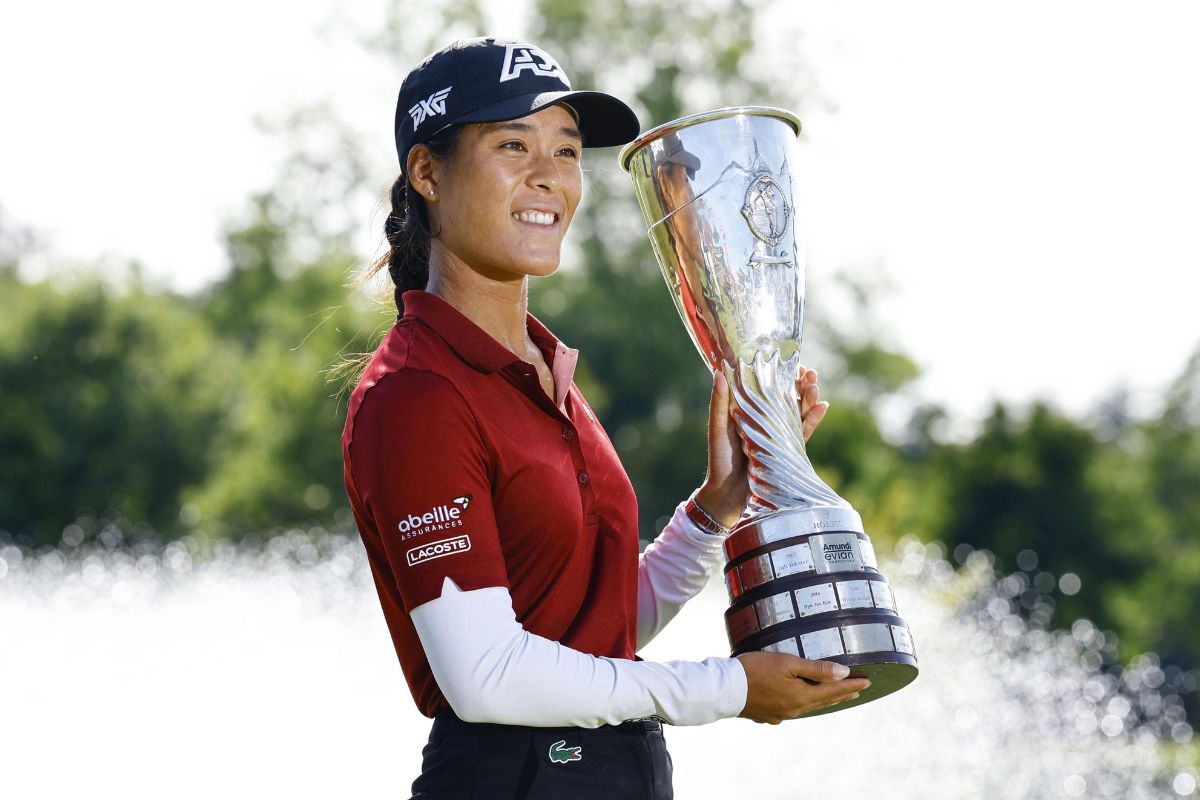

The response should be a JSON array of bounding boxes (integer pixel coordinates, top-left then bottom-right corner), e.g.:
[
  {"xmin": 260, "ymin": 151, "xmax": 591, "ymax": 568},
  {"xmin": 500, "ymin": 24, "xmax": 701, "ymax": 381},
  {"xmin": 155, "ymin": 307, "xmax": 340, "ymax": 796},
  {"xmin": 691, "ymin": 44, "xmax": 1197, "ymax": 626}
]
[{"xmin": 621, "ymin": 108, "xmax": 918, "ymax": 716}]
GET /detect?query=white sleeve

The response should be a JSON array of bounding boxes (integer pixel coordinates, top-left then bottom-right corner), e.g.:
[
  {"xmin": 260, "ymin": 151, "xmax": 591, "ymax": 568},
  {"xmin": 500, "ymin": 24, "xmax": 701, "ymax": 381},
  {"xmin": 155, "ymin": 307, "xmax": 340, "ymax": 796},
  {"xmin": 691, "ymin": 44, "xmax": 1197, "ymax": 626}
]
[
  {"xmin": 636, "ymin": 499, "xmax": 728, "ymax": 650},
  {"xmin": 410, "ymin": 576, "xmax": 747, "ymax": 728}
]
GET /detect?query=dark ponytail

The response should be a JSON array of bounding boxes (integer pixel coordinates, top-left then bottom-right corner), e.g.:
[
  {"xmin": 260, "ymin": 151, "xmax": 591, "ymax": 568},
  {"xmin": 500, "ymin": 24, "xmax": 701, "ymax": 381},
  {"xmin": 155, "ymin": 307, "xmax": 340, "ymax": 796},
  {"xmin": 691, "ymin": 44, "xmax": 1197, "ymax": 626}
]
[
  {"xmin": 369, "ymin": 125, "xmax": 463, "ymax": 317},
  {"xmin": 329, "ymin": 125, "xmax": 463, "ymax": 391}
]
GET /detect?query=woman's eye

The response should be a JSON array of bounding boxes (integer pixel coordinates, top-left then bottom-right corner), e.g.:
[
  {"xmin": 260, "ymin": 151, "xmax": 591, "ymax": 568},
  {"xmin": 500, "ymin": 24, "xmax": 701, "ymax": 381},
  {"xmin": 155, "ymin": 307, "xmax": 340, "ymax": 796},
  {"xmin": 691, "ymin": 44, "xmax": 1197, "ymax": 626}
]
[
  {"xmin": 558, "ymin": 147, "xmax": 580, "ymax": 159},
  {"xmin": 501, "ymin": 141, "xmax": 526, "ymax": 151}
]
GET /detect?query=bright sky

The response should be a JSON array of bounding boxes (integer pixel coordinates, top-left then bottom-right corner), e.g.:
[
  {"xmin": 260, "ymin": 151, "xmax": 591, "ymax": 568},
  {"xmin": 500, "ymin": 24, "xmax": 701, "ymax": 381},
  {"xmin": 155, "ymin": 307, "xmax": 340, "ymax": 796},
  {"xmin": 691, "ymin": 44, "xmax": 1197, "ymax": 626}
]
[{"xmin": 3, "ymin": 0, "xmax": 1199, "ymax": 430}]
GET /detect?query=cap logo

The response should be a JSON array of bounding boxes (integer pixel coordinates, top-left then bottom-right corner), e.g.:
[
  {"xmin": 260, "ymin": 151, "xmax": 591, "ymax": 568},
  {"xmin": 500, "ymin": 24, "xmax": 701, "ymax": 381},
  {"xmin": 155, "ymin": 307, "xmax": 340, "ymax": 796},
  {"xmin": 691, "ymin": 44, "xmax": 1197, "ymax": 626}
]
[
  {"xmin": 409, "ymin": 85, "xmax": 453, "ymax": 130},
  {"xmin": 499, "ymin": 44, "xmax": 569, "ymax": 86}
]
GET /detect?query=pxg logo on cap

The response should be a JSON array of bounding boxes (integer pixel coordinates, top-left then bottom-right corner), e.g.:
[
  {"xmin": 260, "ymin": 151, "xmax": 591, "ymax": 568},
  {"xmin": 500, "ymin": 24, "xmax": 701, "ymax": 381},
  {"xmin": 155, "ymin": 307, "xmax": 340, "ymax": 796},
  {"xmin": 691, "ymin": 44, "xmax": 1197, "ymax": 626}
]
[{"xmin": 409, "ymin": 86, "xmax": 454, "ymax": 130}]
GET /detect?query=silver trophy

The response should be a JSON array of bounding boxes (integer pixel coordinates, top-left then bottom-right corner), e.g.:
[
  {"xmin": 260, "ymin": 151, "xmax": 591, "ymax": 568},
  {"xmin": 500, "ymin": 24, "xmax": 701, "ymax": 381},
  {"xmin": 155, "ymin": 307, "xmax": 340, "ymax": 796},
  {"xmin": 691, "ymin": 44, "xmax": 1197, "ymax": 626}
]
[{"xmin": 621, "ymin": 108, "xmax": 918, "ymax": 715}]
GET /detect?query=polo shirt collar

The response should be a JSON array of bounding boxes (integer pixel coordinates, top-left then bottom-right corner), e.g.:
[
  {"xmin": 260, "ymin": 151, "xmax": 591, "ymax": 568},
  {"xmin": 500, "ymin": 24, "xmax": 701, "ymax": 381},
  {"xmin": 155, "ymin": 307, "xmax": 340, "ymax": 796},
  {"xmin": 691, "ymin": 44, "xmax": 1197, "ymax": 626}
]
[{"xmin": 402, "ymin": 290, "xmax": 579, "ymax": 392}]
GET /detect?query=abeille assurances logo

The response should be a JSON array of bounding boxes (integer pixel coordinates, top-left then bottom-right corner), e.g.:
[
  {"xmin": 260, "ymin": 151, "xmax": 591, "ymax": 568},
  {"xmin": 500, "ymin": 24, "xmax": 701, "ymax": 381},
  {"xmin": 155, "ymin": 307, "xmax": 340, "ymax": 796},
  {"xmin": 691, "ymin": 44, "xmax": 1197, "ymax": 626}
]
[{"xmin": 397, "ymin": 494, "xmax": 472, "ymax": 540}]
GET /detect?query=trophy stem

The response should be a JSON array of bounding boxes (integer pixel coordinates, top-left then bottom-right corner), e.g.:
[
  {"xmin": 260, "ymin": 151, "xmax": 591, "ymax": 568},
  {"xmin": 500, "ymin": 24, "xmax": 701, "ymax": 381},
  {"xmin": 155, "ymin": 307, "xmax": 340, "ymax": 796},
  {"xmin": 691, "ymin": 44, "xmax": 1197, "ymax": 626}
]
[{"xmin": 724, "ymin": 353, "xmax": 849, "ymax": 515}]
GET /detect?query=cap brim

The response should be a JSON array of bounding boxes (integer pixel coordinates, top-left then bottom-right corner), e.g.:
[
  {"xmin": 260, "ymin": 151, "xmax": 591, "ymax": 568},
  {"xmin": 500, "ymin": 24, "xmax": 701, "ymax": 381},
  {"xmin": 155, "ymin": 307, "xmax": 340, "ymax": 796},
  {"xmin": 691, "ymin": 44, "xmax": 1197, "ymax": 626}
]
[{"xmin": 451, "ymin": 90, "xmax": 640, "ymax": 148}]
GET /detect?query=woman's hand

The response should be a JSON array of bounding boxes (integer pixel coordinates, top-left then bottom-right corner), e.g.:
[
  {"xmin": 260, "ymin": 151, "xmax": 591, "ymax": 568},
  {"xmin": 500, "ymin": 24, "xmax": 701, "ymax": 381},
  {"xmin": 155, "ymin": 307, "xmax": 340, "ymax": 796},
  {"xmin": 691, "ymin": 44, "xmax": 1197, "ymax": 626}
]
[
  {"xmin": 695, "ymin": 366, "xmax": 829, "ymax": 529},
  {"xmin": 736, "ymin": 652, "xmax": 870, "ymax": 723}
]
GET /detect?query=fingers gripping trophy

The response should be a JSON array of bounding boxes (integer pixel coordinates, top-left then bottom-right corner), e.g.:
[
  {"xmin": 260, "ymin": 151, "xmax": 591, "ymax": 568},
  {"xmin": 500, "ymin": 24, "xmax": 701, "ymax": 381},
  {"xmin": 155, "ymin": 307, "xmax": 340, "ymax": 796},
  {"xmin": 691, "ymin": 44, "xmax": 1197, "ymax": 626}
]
[{"xmin": 621, "ymin": 108, "xmax": 918, "ymax": 716}]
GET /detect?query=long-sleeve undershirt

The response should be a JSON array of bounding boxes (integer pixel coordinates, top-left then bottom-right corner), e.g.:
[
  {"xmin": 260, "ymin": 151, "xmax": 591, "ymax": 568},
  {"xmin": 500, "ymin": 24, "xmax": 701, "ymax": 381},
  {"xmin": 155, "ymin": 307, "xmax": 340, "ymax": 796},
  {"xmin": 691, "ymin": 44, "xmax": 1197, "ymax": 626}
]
[{"xmin": 409, "ymin": 500, "xmax": 747, "ymax": 727}]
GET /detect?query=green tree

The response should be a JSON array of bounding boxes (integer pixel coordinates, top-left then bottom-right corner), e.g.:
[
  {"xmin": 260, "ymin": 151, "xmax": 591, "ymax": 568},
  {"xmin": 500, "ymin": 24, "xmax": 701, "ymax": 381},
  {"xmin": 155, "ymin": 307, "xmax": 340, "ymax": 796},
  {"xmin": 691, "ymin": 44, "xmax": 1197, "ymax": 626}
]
[
  {"xmin": 1133, "ymin": 349, "xmax": 1200, "ymax": 670},
  {"xmin": 0, "ymin": 271, "xmax": 235, "ymax": 546},
  {"xmin": 937, "ymin": 404, "xmax": 1145, "ymax": 603},
  {"xmin": 921, "ymin": 356, "xmax": 1200, "ymax": 720},
  {"xmin": 185, "ymin": 193, "xmax": 379, "ymax": 541}
]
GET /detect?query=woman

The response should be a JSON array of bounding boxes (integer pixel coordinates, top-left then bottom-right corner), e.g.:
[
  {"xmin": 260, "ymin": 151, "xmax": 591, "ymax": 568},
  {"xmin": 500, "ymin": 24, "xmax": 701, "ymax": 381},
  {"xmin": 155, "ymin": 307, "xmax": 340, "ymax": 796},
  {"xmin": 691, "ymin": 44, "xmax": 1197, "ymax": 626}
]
[{"xmin": 342, "ymin": 37, "xmax": 870, "ymax": 800}]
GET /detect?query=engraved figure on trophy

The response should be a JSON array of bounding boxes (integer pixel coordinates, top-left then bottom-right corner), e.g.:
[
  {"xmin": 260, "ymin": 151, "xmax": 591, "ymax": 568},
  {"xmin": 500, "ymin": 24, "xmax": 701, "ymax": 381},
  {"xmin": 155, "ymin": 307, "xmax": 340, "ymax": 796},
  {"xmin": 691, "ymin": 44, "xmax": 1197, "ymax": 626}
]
[{"xmin": 622, "ymin": 108, "xmax": 918, "ymax": 715}]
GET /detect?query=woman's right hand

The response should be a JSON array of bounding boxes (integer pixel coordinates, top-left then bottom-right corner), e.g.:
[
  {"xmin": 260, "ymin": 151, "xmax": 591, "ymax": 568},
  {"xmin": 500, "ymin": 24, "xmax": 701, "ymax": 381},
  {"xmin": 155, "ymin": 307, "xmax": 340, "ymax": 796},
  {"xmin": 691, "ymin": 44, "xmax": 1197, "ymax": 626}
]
[{"xmin": 735, "ymin": 652, "xmax": 871, "ymax": 724}]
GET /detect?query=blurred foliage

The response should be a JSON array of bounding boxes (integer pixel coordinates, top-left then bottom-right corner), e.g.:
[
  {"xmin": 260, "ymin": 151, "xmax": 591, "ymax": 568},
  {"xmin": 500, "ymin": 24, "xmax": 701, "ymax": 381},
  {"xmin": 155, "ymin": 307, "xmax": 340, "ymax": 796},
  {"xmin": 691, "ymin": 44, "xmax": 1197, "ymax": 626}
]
[
  {"xmin": 901, "ymin": 387, "xmax": 1200, "ymax": 724},
  {"xmin": 0, "ymin": 197, "xmax": 379, "ymax": 547},
  {"xmin": 1, "ymin": 0, "xmax": 1198, "ymax": 722},
  {"xmin": 183, "ymin": 194, "xmax": 379, "ymax": 541},
  {"xmin": 0, "ymin": 273, "xmax": 234, "ymax": 540}
]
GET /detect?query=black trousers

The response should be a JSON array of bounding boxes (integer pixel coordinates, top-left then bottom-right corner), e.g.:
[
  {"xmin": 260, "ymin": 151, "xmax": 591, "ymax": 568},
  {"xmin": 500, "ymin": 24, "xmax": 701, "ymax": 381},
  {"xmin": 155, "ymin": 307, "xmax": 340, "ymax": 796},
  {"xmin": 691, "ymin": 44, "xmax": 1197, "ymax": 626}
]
[{"xmin": 409, "ymin": 709, "xmax": 674, "ymax": 800}]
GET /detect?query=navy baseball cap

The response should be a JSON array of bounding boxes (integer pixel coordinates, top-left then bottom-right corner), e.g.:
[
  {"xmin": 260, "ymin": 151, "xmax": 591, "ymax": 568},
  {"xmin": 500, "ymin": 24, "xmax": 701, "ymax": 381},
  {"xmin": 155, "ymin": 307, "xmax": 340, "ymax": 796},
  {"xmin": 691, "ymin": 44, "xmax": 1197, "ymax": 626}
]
[{"xmin": 394, "ymin": 37, "xmax": 641, "ymax": 166}]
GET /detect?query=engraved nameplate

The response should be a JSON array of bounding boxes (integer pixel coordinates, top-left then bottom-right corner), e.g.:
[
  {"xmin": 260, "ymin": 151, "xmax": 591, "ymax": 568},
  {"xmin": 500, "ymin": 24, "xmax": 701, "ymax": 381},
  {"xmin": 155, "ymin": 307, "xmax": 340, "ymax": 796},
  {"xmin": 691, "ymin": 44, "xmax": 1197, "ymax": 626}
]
[
  {"xmin": 858, "ymin": 538, "xmax": 878, "ymax": 569},
  {"xmin": 800, "ymin": 628, "xmax": 845, "ymax": 660},
  {"xmin": 794, "ymin": 582, "xmax": 837, "ymax": 617},
  {"xmin": 870, "ymin": 581, "xmax": 895, "ymax": 611},
  {"xmin": 755, "ymin": 593, "xmax": 796, "ymax": 628},
  {"xmin": 842, "ymin": 623, "xmax": 895, "ymax": 655},
  {"xmin": 770, "ymin": 542, "xmax": 815, "ymax": 577},
  {"xmin": 891, "ymin": 625, "xmax": 916, "ymax": 655},
  {"xmin": 836, "ymin": 580, "xmax": 874, "ymax": 610},
  {"xmin": 763, "ymin": 637, "xmax": 800, "ymax": 656}
]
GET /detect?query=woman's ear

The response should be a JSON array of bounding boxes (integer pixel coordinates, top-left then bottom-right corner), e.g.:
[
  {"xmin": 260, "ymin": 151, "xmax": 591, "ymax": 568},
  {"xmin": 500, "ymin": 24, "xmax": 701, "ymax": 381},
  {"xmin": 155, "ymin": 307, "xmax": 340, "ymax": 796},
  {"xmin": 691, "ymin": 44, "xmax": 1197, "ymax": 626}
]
[{"xmin": 407, "ymin": 144, "xmax": 439, "ymax": 203}]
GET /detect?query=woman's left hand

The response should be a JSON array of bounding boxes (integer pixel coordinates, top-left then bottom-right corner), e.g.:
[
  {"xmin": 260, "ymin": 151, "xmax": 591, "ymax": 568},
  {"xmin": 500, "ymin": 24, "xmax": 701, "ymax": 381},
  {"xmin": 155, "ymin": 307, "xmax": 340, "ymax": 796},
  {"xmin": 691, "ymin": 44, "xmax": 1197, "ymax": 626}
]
[{"xmin": 694, "ymin": 366, "xmax": 828, "ymax": 529}]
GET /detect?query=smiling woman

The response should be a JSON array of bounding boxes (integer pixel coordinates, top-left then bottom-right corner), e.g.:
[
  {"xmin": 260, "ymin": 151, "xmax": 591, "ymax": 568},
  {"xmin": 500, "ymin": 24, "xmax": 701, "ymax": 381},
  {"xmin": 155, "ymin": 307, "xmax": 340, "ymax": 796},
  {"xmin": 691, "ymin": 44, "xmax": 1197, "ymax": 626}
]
[
  {"xmin": 339, "ymin": 36, "xmax": 852, "ymax": 800},
  {"xmin": 409, "ymin": 107, "xmax": 583, "ymax": 284}
]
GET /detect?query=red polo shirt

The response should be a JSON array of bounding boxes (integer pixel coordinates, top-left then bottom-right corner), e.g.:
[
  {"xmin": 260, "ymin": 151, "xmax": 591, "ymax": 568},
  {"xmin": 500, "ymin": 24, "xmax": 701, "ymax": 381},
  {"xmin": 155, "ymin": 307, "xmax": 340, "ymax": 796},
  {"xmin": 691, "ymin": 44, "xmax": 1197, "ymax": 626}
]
[{"xmin": 342, "ymin": 290, "xmax": 641, "ymax": 717}]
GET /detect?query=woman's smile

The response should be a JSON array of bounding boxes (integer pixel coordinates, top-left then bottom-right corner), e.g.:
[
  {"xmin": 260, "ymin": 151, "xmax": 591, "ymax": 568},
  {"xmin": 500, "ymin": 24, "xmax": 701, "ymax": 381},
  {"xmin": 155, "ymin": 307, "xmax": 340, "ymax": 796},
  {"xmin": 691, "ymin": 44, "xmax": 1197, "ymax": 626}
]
[
  {"xmin": 418, "ymin": 103, "xmax": 584, "ymax": 281},
  {"xmin": 511, "ymin": 210, "xmax": 559, "ymax": 227}
]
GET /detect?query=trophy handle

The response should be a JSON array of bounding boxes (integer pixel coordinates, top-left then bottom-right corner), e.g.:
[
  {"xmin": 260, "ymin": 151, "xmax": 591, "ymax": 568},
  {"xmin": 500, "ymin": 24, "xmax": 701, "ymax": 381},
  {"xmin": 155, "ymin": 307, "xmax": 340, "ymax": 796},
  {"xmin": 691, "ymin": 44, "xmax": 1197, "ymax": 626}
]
[{"xmin": 725, "ymin": 351, "xmax": 848, "ymax": 515}]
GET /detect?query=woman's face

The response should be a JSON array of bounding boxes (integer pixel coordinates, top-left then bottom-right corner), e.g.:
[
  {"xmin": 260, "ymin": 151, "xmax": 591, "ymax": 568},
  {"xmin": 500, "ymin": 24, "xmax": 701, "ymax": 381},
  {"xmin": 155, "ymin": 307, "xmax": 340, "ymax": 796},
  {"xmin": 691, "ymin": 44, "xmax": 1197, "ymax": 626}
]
[{"xmin": 424, "ymin": 104, "xmax": 584, "ymax": 281}]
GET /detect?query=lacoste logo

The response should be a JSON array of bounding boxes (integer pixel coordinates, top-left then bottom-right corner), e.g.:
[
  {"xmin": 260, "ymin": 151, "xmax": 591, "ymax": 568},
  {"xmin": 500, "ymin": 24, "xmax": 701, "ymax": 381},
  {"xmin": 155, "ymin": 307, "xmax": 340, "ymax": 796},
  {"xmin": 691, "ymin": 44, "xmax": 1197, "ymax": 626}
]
[
  {"xmin": 548, "ymin": 739, "xmax": 582, "ymax": 764},
  {"xmin": 408, "ymin": 86, "xmax": 453, "ymax": 130},
  {"xmin": 499, "ymin": 44, "xmax": 569, "ymax": 86},
  {"xmin": 406, "ymin": 534, "xmax": 472, "ymax": 567}
]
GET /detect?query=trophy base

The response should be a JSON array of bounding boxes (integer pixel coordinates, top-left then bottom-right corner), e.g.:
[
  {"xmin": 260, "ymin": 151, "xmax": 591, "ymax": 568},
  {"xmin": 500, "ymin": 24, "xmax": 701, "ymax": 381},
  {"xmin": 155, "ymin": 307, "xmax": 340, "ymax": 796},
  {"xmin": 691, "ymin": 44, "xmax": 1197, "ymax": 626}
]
[
  {"xmin": 730, "ymin": 617, "xmax": 918, "ymax": 717},
  {"xmin": 800, "ymin": 654, "xmax": 918, "ymax": 718},
  {"xmin": 729, "ymin": 642, "xmax": 918, "ymax": 718},
  {"xmin": 721, "ymin": 505, "xmax": 920, "ymax": 717}
]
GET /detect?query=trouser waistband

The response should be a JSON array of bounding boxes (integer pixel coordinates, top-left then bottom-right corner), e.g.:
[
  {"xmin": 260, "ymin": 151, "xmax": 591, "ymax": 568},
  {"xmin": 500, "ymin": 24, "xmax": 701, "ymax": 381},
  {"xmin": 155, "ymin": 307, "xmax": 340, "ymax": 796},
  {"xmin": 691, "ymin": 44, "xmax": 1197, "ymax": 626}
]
[{"xmin": 431, "ymin": 708, "xmax": 663, "ymax": 737}]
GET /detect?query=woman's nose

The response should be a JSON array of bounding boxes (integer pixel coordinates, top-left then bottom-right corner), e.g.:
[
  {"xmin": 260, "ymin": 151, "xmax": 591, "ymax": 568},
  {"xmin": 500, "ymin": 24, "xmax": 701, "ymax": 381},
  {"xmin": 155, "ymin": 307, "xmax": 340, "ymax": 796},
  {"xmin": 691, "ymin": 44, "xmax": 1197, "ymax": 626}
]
[{"xmin": 527, "ymin": 152, "xmax": 561, "ymax": 191}]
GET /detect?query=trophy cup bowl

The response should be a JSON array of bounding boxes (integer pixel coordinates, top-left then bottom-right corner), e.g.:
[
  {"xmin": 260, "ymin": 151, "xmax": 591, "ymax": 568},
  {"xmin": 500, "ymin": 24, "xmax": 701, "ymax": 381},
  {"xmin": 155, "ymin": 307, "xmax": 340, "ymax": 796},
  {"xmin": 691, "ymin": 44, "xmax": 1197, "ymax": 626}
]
[{"xmin": 620, "ymin": 108, "xmax": 918, "ymax": 716}]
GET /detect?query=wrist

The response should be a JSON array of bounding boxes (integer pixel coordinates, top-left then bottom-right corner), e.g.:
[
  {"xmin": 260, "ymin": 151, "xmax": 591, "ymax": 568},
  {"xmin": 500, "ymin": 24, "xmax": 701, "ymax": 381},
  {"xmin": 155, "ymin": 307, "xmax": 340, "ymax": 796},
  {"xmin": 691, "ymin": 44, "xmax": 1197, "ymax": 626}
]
[
  {"xmin": 687, "ymin": 489, "xmax": 737, "ymax": 536},
  {"xmin": 694, "ymin": 485, "xmax": 746, "ymax": 528}
]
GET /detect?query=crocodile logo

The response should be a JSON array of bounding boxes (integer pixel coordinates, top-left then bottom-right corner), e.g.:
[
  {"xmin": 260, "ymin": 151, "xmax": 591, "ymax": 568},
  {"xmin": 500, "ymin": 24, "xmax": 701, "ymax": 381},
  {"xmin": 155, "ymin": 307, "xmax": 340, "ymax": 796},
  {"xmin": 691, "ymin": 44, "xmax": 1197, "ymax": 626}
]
[{"xmin": 548, "ymin": 739, "xmax": 582, "ymax": 764}]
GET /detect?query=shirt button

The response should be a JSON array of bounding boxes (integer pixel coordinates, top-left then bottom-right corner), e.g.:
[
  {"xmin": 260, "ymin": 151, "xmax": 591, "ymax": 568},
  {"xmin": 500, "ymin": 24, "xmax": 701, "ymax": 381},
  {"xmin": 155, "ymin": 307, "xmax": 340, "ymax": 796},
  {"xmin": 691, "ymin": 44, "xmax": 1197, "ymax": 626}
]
[
  {"xmin": 577, "ymin": 470, "xmax": 590, "ymax": 485},
  {"xmin": 562, "ymin": 427, "xmax": 576, "ymax": 442}
]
